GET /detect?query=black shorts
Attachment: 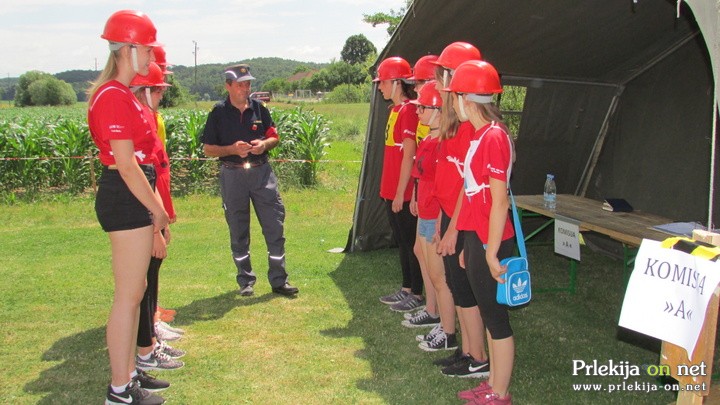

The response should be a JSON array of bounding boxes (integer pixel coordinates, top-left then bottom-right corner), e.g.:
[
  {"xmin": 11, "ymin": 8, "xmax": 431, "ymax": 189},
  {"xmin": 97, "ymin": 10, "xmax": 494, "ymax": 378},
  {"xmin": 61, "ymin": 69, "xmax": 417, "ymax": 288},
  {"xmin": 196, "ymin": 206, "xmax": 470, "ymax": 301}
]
[{"xmin": 95, "ymin": 165, "xmax": 156, "ymax": 232}]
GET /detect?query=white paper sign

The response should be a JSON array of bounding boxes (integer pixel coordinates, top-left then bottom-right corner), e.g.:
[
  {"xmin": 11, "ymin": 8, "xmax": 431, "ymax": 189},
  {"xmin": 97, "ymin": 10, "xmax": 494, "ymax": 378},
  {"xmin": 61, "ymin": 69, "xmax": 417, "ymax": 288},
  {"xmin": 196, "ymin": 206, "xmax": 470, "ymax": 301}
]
[
  {"xmin": 618, "ymin": 239, "xmax": 720, "ymax": 358},
  {"xmin": 554, "ymin": 216, "xmax": 581, "ymax": 261}
]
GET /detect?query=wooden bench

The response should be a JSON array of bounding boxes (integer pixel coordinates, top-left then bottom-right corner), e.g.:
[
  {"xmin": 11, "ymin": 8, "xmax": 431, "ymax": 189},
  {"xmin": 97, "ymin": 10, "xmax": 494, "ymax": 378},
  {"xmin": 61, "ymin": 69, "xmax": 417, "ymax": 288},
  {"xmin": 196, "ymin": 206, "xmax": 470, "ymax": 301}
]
[{"xmin": 514, "ymin": 194, "xmax": 674, "ymax": 292}]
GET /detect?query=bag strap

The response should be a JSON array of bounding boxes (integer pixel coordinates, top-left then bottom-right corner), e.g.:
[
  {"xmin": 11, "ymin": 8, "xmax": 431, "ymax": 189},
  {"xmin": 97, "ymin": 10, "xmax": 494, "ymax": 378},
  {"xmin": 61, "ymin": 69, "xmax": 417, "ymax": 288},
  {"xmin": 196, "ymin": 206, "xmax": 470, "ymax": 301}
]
[{"xmin": 508, "ymin": 188, "xmax": 527, "ymax": 259}]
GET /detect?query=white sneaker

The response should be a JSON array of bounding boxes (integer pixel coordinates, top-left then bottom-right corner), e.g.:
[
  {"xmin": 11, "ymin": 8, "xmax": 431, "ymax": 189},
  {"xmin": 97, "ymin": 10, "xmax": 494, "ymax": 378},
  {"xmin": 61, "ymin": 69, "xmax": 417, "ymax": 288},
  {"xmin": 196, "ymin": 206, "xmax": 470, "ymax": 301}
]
[
  {"xmin": 416, "ymin": 324, "xmax": 443, "ymax": 342},
  {"xmin": 154, "ymin": 322, "xmax": 181, "ymax": 341},
  {"xmin": 157, "ymin": 320, "xmax": 185, "ymax": 335}
]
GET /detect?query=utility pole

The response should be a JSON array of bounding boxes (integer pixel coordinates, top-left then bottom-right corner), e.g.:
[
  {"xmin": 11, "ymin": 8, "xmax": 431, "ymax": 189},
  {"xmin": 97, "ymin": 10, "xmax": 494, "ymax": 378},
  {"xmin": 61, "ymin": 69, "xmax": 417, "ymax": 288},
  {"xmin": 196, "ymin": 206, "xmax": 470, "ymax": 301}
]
[{"xmin": 192, "ymin": 40, "xmax": 199, "ymax": 86}]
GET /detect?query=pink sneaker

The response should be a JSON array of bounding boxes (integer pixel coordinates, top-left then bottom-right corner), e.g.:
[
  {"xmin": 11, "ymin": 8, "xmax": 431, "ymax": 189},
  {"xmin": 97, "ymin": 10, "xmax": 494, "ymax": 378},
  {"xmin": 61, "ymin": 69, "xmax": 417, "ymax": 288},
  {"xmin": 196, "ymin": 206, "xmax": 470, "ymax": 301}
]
[
  {"xmin": 458, "ymin": 381, "xmax": 492, "ymax": 400},
  {"xmin": 467, "ymin": 391, "xmax": 512, "ymax": 405}
]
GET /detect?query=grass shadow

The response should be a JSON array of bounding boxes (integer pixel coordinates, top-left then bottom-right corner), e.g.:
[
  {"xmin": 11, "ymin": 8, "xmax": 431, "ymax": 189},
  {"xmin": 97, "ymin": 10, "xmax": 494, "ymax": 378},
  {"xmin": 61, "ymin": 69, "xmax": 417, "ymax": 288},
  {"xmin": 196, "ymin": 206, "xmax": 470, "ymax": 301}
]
[
  {"xmin": 324, "ymin": 248, "xmax": 469, "ymax": 404},
  {"xmin": 24, "ymin": 290, "xmax": 274, "ymax": 404},
  {"xmin": 325, "ymin": 245, "xmax": 678, "ymax": 404}
]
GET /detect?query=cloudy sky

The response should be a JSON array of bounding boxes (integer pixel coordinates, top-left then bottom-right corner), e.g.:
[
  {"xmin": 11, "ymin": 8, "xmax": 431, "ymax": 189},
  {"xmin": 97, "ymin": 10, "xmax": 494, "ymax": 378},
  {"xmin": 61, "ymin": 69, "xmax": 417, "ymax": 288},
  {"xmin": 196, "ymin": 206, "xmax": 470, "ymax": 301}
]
[{"xmin": 0, "ymin": 0, "xmax": 407, "ymax": 77}]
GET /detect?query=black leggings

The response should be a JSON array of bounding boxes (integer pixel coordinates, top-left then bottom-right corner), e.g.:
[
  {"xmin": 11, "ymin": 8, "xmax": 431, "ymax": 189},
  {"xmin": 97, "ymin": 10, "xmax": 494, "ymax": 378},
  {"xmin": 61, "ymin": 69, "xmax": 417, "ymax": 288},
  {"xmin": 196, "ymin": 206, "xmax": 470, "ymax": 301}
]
[
  {"xmin": 137, "ymin": 255, "xmax": 162, "ymax": 347},
  {"xmin": 440, "ymin": 212, "xmax": 478, "ymax": 308},
  {"xmin": 464, "ymin": 232, "xmax": 514, "ymax": 340},
  {"xmin": 384, "ymin": 200, "xmax": 423, "ymax": 295}
]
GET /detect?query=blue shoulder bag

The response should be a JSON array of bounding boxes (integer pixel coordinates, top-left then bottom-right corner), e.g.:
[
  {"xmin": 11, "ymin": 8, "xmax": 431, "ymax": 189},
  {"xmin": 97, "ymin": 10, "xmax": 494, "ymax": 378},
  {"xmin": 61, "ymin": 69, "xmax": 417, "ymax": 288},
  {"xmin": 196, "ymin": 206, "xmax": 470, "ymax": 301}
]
[{"xmin": 496, "ymin": 189, "xmax": 532, "ymax": 307}]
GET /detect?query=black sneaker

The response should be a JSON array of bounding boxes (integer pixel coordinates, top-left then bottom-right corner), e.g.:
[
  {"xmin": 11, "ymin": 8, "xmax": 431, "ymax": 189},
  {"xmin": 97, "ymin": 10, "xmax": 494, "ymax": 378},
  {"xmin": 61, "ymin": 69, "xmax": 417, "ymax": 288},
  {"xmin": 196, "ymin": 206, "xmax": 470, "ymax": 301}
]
[
  {"xmin": 419, "ymin": 332, "xmax": 458, "ymax": 352},
  {"xmin": 441, "ymin": 355, "xmax": 490, "ymax": 378},
  {"xmin": 433, "ymin": 347, "xmax": 464, "ymax": 366},
  {"xmin": 401, "ymin": 309, "xmax": 440, "ymax": 328},
  {"xmin": 134, "ymin": 369, "xmax": 170, "ymax": 392},
  {"xmin": 379, "ymin": 289, "xmax": 409, "ymax": 305},
  {"xmin": 105, "ymin": 381, "xmax": 165, "ymax": 405}
]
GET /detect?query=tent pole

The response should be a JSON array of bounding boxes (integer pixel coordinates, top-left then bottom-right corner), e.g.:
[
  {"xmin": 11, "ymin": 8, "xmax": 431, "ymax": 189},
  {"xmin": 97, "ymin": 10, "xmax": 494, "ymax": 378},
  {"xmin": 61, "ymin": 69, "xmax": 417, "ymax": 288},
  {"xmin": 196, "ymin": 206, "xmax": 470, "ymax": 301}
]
[
  {"xmin": 709, "ymin": 98, "xmax": 717, "ymax": 230},
  {"xmin": 577, "ymin": 88, "xmax": 624, "ymax": 196},
  {"xmin": 502, "ymin": 75, "xmax": 617, "ymax": 88}
]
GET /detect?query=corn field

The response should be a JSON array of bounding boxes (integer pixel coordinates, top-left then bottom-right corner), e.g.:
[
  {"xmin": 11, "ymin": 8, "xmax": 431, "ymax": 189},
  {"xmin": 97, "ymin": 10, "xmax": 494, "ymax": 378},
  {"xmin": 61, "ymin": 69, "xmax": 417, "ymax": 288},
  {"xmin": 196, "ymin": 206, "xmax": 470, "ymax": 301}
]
[{"xmin": 0, "ymin": 105, "xmax": 330, "ymax": 202}]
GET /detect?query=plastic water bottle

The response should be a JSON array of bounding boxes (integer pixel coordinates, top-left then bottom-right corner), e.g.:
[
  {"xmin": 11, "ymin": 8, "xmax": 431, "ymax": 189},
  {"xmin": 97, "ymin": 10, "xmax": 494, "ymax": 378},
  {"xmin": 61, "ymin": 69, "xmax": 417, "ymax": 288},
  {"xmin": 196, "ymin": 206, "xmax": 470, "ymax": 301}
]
[{"xmin": 543, "ymin": 174, "xmax": 556, "ymax": 210}]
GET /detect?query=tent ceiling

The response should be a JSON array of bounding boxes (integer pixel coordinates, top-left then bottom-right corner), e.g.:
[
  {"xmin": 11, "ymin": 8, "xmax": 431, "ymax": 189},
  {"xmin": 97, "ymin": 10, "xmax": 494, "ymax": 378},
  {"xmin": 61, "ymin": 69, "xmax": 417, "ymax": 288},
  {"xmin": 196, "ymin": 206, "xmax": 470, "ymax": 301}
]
[{"xmin": 385, "ymin": 0, "xmax": 699, "ymax": 84}]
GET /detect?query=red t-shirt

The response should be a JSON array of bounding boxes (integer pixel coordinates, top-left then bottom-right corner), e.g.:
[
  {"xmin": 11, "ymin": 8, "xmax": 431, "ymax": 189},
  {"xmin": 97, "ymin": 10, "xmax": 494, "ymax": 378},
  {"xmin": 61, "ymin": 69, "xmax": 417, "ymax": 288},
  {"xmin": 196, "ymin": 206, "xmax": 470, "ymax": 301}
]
[
  {"xmin": 380, "ymin": 101, "xmax": 418, "ymax": 201},
  {"xmin": 412, "ymin": 135, "xmax": 441, "ymax": 219},
  {"xmin": 456, "ymin": 122, "xmax": 515, "ymax": 243},
  {"xmin": 88, "ymin": 80, "xmax": 159, "ymax": 167},
  {"xmin": 433, "ymin": 121, "xmax": 474, "ymax": 216}
]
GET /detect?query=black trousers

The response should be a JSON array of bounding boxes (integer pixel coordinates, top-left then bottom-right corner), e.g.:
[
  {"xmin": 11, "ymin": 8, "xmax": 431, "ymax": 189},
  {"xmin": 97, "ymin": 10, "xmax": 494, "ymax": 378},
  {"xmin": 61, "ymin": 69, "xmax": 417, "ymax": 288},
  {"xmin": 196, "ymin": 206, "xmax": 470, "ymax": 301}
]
[
  {"xmin": 440, "ymin": 212, "xmax": 478, "ymax": 308},
  {"xmin": 464, "ymin": 232, "xmax": 514, "ymax": 340},
  {"xmin": 137, "ymin": 256, "xmax": 161, "ymax": 347},
  {"xmin": 384, "ymin": 200, "xmax": 423, "ymax": 295}
]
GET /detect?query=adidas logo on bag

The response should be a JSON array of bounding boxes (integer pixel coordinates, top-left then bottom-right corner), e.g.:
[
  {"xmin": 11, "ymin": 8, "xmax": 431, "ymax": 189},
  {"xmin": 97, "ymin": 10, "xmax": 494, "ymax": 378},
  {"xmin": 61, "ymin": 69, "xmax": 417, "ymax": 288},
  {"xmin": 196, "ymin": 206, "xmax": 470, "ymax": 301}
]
[{"xmin": 497, "ymin": 257, "xmax": 531, "ymax": 306}]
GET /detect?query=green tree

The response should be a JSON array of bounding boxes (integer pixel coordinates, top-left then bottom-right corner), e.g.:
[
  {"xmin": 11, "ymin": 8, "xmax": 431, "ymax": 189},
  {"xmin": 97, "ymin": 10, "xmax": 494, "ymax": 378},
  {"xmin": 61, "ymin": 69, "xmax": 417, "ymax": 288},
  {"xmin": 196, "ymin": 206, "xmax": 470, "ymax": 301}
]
[
  {"xmin": 27, "ymin": 77, "xmax": 76, "ymax": 106},
  {"xmin": 159, "ymin": 75, "xmax": 190, "ymax": 108},
  {"xmin": 262, "ymin": 78, "xmax": 290, "ymax": 95},
  {"xmin": 15, "ymin": 71, "xmax": 54, "ymax": 107},
  {"xmin": 341, "ymin": 34, "xmax": 377, "ymax": 65},
  {"xmin": 363, "ymin": 0, "xmax": 412, "ymax": 36},
  {"xmin": 19, "ymin": 74, "xmax": 76, "ymax": 106},
  {"xmin": 306, "ymin": 61, "xmax": 368, "ymax": 92}
]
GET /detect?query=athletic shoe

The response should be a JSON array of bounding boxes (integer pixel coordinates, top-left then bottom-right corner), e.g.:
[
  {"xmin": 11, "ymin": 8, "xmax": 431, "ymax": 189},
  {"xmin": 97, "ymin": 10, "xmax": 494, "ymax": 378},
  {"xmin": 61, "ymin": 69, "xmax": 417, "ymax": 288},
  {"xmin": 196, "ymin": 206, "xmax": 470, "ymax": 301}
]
[
  {"xmin": 390, "ymin": 295, "xmax": 425, "ymax": 312},
  {"xmin": 403, "ymin": 309, "xmax": 424, "ymax": 320},
  {"xmin": 156, "ymin": 321, "xmax": 185, "ymax": 335},
  {"xmin": 458, "ymin": 381, "xmax": 493, "ymax": 401},
  {"xmin": 416, "ymin": 324, "xmax": 443, "ymax": 342},
  {"xmin": 467, "ymin": 391, "xmax": 512, "ymax": 404},
  {"xmin": 442, "ymin": 355, "xmax": 490, "ymax": 378},
  {"xmin": 157, "ymin": 339, "xmax": 186, "ymax": 358},
  {"xmin": 134, "ymin": 369, "xmax": 170, "ymax": 392},
  {"xmin": 136, "ymin": 349, "xmax": 185, "ymax": 371},
  {"xmin": 105, "ymin": 381, "xmax": 164, "ymax": 405},
  {"xmin": 379, "ymin": 289, "xmax": 409, "ymax": 305},
  {"xmin": 154, "ymin": 323, "xmax": 181, "ymax": 342},
  {"xmin": 419, "ymin": 331, "xmax": 458, "ymax": 351},
  {"xmin": 401, "ymin": 309, "xmax": 440, "ymax": 328},
  {"xmin": 433, "ymin": 347, "xmax": 464, "ymax": 366}
]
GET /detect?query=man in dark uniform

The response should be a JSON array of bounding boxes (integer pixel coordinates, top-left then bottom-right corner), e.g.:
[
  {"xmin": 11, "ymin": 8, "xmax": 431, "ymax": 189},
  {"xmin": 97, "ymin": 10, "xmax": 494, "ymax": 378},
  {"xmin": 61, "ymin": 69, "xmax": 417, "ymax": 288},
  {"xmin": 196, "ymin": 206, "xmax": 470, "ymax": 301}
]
[{"xmin": 201, "ymin": 64, "xmax": 299, "ymax": 297}]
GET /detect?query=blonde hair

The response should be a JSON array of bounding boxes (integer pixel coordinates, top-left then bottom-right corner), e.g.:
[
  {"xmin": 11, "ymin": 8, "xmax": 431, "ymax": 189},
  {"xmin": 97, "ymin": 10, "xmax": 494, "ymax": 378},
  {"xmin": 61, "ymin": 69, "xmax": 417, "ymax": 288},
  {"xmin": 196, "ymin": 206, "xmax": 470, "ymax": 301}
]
[
  {"xmin": 465, "ymin": 100, "xmax": 516, "ymax": 163},
  {"xmin": 435, "ymin": 66, "xmax": 459, "ymax": 141},
  {"xmin": 86, "ymin": 51, "xmax": 120, "ymax": 100}
]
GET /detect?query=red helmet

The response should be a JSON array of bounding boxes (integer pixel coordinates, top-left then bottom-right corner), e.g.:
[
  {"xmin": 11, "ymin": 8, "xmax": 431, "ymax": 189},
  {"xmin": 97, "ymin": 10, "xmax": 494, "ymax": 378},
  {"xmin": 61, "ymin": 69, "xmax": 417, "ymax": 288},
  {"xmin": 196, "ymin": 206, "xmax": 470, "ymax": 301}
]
[
  {"xmin": 130, "ymin": 63, "xmax": 171, "ymax": 87},
  {"xmin": 101, "ymin": 10, "xmax": 162, "ymax": 47},
  {"xmin": 434, "ymin": 42, "xmax": 482, "ymax": 70},
  {"xmin": 409, "ymin": 55, "xmax": 439, "ymax": 81},
  {"xmin": 411, "ymin": 81, "xmax": 443, "ymax": 107},
  {"xmin": 444, "ymin": 60, "xmax": 502, "ymax": 95},
  {"xmin": 373, "ymin": 57, "xmax": 413, "ymax": 82},
  {"xmin": 153, "ymin": 47, "xmax": 173, "ymax": 74}
]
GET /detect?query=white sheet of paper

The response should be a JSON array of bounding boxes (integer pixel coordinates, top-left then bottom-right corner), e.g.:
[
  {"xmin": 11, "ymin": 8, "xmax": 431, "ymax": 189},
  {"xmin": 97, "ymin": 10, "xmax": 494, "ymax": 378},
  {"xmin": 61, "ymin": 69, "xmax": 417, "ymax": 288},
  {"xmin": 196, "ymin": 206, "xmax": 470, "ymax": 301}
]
[{"xmin": 618, "ymin": 239, "xmax": 720, "ymax": 358}]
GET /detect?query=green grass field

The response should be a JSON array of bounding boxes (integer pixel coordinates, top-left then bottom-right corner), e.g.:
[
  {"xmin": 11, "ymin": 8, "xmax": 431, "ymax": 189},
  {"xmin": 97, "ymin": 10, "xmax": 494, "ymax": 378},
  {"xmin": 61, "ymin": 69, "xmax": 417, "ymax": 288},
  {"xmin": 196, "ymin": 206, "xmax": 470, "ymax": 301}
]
[{"xmin": 0, "ymin": 102, "xmax": 682, "ymax": 404}]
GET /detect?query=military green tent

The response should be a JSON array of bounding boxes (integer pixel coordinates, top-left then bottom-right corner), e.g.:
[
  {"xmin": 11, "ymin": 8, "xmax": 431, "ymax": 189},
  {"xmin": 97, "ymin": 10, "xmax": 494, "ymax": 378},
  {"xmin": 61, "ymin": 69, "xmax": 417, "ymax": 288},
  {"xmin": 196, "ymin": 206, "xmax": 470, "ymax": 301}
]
[{"xmin": 349, "ymin": 0, "xmax": 719, "ymax": 251}]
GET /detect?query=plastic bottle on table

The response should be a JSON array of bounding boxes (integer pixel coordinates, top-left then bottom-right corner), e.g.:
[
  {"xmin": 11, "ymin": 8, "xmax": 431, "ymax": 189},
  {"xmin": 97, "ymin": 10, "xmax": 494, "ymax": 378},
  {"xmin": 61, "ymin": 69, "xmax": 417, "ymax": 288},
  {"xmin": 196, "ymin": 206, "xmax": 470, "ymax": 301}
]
[{"xmin": 543, "ymin": 174, "xmax": 556, "ymax": 210}]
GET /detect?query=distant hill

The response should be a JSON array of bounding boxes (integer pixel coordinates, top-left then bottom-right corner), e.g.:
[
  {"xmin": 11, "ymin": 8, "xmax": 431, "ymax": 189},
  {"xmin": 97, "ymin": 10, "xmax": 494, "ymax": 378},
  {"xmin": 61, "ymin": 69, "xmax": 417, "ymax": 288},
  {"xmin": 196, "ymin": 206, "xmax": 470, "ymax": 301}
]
[{"xmin": 0, "ymin": 57, "xmax": 328, "ymax": 102}]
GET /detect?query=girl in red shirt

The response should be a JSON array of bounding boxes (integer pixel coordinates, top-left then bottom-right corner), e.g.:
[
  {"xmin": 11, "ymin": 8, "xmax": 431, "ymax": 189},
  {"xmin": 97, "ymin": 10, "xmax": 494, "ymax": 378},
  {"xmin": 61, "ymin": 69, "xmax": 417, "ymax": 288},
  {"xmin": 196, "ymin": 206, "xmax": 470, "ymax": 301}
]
[
  {"xmin": 374, "ymin": 57, "xmax": 425, "ymax": 313},
  {"xmin": 406, "ymin": 82, "xmax": 460, "ymax": 354},
  {"xmin": 429, "ymin": 42, "xmax": 489, "ymax": 377},
  {"xmin": 449, "ymin": 61, "xmax": 516, "ymax": 405},
  {"xmin": 130, "ymin": 62, "xmax": 186, "ymax": 372},
  {"xmin": 87, "ymin": 10, "xmax": 169, "ymax": 405}
]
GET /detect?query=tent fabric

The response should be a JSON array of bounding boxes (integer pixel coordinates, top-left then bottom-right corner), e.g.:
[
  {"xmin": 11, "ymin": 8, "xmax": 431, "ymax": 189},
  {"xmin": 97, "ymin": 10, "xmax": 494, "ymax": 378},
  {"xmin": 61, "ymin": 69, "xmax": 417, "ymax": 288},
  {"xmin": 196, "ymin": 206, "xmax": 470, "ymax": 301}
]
[{"xmin": 350, "ymin": 0, "xmax": 718, "ymax": 252}]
